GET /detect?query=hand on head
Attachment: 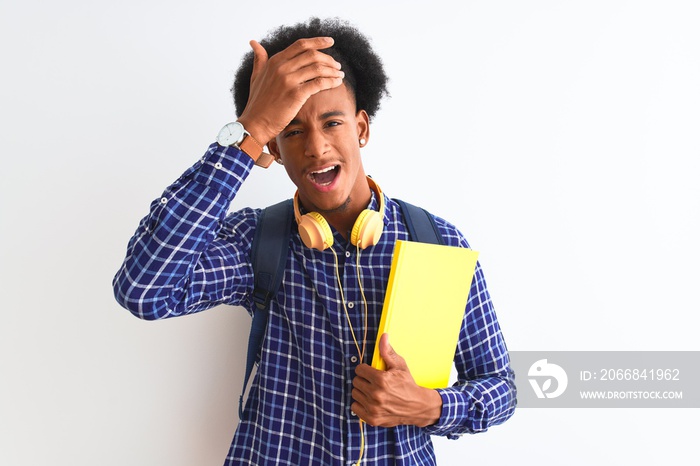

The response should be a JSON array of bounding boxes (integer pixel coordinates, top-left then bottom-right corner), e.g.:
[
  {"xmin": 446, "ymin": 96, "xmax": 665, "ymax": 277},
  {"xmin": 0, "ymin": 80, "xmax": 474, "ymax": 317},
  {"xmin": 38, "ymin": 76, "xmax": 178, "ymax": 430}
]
[{"xmin": 237, "ymin": 37, "xmax": 345, "ymax": 145}]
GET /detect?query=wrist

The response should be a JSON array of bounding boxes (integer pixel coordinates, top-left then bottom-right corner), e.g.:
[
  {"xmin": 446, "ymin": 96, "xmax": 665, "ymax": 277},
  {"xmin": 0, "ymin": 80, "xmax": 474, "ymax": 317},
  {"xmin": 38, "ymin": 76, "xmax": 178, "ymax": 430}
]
[
  {"xmin": 236, "ymin": 115, "xmax": 275, "ymax": 147},
  {"xmin": 216, "ymin": 120, "xmax": 274, "ymax": 168},
  {"xmin": 414, "ymin": 387, "xmax": 443, "ymax": 427}
]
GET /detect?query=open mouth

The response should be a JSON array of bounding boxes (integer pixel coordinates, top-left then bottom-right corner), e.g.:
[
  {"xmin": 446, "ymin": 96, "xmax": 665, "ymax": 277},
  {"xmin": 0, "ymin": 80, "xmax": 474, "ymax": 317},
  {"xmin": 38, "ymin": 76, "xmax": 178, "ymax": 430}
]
[{"xmin": 308, "ymin": 165, "xmax": 339, "ymax": 187}]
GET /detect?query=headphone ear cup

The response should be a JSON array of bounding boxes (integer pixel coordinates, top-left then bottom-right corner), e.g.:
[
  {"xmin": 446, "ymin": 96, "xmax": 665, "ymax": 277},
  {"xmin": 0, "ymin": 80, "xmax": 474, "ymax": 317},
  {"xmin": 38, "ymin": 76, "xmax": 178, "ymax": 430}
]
[
  {"xmin": 350, "ymin": 209, "xmax": 383, "ymax": 249},
  {"xmin": 298, "ymin": 211, "xmax": 334, "ymax": 250}
]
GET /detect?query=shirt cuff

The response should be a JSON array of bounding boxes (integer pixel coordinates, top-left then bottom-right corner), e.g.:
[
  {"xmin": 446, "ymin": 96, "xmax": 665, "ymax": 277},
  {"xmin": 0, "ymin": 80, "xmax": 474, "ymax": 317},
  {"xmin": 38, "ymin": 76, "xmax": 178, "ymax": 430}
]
[
  {"xmin": 423, "ymin": 386, "xmax": 484, "ymax": 439},
  {"xmin": 190, "ymin": 142, "xmax": 255, "ymax": 196}
]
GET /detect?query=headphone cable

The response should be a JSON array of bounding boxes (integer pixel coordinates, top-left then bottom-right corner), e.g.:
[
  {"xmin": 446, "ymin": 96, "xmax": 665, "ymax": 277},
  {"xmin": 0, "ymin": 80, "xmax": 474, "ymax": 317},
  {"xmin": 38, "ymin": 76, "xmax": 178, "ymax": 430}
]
[{"xmin": 330, "ymin": 246, "xmax": 369, "ymax": 466}]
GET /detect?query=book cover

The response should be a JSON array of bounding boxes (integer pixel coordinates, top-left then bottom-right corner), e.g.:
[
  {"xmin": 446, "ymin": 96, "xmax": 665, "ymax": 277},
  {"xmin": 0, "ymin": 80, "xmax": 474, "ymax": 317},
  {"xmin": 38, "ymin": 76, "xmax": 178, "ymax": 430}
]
[{"xmin": 370, "ymin": 240, "xmax": 479, "ymax": 389}]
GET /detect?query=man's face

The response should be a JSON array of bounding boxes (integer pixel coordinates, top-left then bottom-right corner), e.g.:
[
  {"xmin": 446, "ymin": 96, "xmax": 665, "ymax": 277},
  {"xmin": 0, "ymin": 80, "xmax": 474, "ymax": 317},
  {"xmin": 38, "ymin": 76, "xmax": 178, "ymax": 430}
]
[{"xmin": 269, "ymin": 84, "xmax": 370, "ymax": 217}]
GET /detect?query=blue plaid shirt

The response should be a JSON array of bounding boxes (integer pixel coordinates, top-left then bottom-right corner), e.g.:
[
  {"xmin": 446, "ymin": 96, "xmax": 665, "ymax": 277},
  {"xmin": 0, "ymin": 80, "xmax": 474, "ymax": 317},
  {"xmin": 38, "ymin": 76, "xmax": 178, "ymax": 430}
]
[{"xmin": 113, "ymin": 143, "xmax": 516, "ymax": 465}]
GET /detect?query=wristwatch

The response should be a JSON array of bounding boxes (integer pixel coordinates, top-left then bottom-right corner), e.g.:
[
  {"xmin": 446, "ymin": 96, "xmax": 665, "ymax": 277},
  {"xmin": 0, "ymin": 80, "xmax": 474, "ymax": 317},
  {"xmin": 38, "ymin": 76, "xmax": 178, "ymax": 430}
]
[{"xmin": 216, "ymin": 121, "xmax": 274, "ymax": 168}]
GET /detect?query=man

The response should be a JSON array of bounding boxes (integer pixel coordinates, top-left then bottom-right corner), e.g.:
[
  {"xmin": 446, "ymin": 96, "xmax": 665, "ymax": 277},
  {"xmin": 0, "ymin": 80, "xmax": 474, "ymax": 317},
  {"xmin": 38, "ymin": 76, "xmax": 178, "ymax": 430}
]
[{"xmin": 113, "ymin": 17, "xmax": 515, "ymax": 466}]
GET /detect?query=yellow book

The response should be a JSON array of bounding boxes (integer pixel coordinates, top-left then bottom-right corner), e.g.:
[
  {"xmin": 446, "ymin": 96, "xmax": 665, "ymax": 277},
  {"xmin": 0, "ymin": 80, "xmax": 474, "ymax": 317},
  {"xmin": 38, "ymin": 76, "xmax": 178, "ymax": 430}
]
[{"xmin": 371, "ymin": 240, "xmax": 479, "ymax": 389}]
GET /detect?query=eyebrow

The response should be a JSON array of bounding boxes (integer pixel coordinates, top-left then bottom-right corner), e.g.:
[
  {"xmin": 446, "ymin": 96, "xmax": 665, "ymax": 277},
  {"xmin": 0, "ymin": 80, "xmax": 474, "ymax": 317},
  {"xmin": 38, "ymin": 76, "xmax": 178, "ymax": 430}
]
[{"xmin": 287, "ymin": 111, "xmax": 346, "ymax": 127}]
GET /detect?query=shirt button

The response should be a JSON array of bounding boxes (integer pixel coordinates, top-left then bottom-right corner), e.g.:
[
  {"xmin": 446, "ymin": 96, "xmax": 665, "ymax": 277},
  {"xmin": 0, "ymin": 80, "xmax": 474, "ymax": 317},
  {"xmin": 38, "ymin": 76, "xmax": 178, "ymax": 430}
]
[
  {"xmin": 347, "ymin": 302, "xmax": 354, "ymax": 309},
  {"xmin": 350, "ymin": 356, "xmax": 358, "ymax": 363},
  {"xmin": 160, "ymin": 197, "xmax": 167, "ymax": 205},
  {"xmin": 214, "ymin": 162, "xmax": 223, "ymax": 169},
  {"xmin": 350, "ymin": 410, "xmax": 357, "ymax": 417},
  {"xmin": 345, "ymin": 251, "xmax": 351, "ymax": 258}
]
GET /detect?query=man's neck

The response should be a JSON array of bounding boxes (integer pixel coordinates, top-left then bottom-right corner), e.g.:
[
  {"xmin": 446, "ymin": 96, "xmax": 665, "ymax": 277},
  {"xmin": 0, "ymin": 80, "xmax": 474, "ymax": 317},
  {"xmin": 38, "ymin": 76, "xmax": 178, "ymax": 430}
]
[{"xmin": 322, "ymin": 189, "xmax": 373, "ymax": 241}]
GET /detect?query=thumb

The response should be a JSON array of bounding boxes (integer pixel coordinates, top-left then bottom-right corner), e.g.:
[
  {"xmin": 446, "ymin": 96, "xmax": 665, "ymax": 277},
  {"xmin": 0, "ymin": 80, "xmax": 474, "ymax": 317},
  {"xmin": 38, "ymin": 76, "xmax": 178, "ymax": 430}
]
[
  {"xmin": 249, "ymin": 40, "xmax": 268, "ymax": 83},
  {"xmin": 379, "ymin": 333, "xmax": 408, "ymax": 371}
]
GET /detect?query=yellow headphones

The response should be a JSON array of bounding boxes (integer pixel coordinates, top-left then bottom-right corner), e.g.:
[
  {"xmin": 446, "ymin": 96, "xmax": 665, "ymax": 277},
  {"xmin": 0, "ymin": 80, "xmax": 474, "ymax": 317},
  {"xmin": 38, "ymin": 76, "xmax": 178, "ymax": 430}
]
[{"xmin": 293, "ymin": 177, "xmax": 385, "ymax": 251}]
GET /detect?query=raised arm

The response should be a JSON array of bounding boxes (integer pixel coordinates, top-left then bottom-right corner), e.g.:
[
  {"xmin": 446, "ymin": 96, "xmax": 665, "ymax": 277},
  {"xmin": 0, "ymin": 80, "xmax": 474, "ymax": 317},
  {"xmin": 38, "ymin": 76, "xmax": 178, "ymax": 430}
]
[
  {"xmin": 113, "ymin": 37, "xmax": 345, "ymax": 320},
  {"xmin": 112, "ymin": 144, "xmax": 258, "ymax": 320}
]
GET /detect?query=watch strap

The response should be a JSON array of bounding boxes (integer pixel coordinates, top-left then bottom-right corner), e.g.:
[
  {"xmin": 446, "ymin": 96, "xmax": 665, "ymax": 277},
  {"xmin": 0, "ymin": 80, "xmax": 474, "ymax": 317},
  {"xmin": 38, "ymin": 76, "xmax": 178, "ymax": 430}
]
[
  {"xmin": 254, "ymin": 152, "xmax": 275, "ymax": 169},
  {"xmin": 238, "ymin": 133, "xmax": 274, "ymax": 168}
]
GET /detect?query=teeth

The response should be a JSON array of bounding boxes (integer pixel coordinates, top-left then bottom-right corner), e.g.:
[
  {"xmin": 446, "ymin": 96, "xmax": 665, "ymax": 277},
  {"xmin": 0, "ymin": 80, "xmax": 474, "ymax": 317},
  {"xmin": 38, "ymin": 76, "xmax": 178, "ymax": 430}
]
[
  {"xmin": 309, "ymin": 165, "xmax": 338, "ymax": 187},
  {"xmin": 312, "ymin": 165, "xmax": 337, "ymax": 174}
]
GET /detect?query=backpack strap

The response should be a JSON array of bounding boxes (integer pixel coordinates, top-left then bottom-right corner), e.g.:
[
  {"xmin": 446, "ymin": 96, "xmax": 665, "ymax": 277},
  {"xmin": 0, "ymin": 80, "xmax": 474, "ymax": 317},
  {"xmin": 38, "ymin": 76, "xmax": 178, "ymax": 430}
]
[
  {"xmin": 239, "ymin": 199, "xmax": 293, "ymax": 420},
  {"xmin": 395, "ymin": 198, "xmax": 444, "ymax": 246}
]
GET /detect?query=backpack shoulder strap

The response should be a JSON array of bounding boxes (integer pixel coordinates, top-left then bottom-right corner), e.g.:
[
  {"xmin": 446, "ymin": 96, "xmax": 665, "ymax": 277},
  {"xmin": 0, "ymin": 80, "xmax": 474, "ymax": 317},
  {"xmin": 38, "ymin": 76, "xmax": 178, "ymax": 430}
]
[
  {"xmin": 394, "ymin": 198, "xmax": 444, "ymax": 245},
  {"xmin": 240, "ymin": 199, "xmax": 293, "ymax": 420},
  {"xmin": 250, "ymin": 199, "xmax": 294, "ymax": 310}
]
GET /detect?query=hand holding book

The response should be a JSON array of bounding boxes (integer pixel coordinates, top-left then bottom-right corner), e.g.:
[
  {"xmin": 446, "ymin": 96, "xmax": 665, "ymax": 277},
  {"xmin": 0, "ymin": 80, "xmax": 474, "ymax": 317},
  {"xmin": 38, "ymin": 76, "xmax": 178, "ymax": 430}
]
[
  {"xmin": 351, "ymin": 334, "xmax": 443, "ymax": 428},
  {"xmin": 370, "ymin": 241, "xmax": 479, "ymax": 388}
]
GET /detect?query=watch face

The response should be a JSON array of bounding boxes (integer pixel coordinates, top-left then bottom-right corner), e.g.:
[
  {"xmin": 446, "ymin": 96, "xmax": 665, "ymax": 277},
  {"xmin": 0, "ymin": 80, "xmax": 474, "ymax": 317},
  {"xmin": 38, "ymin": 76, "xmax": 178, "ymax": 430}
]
[{"xmin": 217, "ymin": 122, "xmax": 245, "ymax": 146}]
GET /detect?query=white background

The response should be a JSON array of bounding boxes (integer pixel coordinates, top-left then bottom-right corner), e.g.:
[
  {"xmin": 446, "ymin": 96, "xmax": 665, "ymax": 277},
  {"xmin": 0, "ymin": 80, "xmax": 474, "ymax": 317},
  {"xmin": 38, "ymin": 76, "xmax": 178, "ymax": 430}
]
[{"xmin": 1, "ymin": 1, "xmax": 698, "ymax": 464}]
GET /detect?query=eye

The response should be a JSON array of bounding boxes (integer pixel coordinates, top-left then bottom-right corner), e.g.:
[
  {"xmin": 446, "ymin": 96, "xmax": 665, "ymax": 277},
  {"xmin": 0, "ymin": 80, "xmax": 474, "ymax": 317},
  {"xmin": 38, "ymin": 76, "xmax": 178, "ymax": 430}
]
[
  {"xmin": 284, "ymin": 129, "xmax": 303, "ymax": 138},
  {"xmin": 325, "ymin": 120, "xmax": 342, "ymax": 128}
]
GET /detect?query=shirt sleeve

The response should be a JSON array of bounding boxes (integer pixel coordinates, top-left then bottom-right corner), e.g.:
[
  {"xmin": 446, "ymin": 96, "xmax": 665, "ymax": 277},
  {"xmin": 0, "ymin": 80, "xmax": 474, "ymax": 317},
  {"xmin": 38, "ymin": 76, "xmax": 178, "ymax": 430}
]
[
  {"xmin": 112, "ymin": 142, "xmax": 259, "ymax": 320},
  {"xmin": 423, "ymin": 220, "xmax": 517, "ymax": 438}
]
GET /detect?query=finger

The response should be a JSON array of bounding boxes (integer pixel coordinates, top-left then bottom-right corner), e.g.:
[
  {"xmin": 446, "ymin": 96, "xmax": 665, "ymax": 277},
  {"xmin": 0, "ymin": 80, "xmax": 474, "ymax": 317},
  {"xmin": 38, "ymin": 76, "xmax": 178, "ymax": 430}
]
[
  {"xmin": 294, "ymin": 60, "xmax": 345, "ymax": 82},
  {"xmin": 291, "ymin": 48, "xmax": 342, "ymax": 70},
  {"xmin": 354, "ymin": 363, "xmax": 379, "ymax": 381},
  {"xmin": 351, "ymin": 396, "xmax": 382, "ymax": 425},
  {"xmin": 352, "ymin": 372, "xmax": 372, "ymax": 392},
  {"xmin": 350, "ymin": 401, "xmax": 371, "ymax": 424},
  {"xmin": 267, "ymin": 49, "xmax": 344, "ymax": 97},
  {"xmin": 352, "ymin": 399, "xmax": 386, "ymax": 428},
  {"xmin": 296, "ymin": 74, "xmax": 345, "ymax": 99},
  {"xmin": 351, "ymin": 387, "xmax": 369, "ymax": 406},
  {"xmin": 249, "ymin": 40, "xmax": 269, "ymax": 83},
  {"xmin": 379, "ymin": 333, "xmax": 408, "ymax": 371},
  {"xmin": 274, "ymin": 51, "xmax": 343, "ymax": 85},
  {"xmin": 284, "ymin": 36, "xmax": 336, "ymax": 58},
  {"xmin": 273, "ymin": 38, "xmax": 342, "ymax": 75}
]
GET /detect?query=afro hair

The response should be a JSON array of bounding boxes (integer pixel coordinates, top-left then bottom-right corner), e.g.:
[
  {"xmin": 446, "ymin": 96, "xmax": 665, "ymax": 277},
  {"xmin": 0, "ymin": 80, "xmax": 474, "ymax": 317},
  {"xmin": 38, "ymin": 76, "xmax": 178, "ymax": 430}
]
[{"xmin": 232, "ymin": 17, "xmax": 389, "ymax": 121}]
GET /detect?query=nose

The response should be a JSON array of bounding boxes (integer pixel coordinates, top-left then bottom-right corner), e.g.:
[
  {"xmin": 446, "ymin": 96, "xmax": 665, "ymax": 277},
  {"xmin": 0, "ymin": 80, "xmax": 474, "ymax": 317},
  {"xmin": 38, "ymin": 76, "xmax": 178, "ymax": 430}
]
[{"xmin": 304, "ymin": 128, "xmax": 329, "ymax": 158}]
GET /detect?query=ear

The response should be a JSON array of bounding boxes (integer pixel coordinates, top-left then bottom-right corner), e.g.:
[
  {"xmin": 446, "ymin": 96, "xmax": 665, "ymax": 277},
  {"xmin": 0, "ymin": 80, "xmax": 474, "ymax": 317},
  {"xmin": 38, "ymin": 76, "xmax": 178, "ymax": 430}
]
[
  {"xmin": 267, "ymin": 137, "xmax": 282, "ymax": 162},
  {"xmin": 356, "ymin": 109, "xmax": 370, "ymax": 145}
]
